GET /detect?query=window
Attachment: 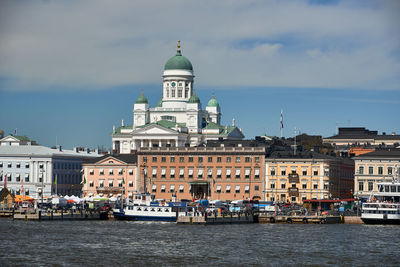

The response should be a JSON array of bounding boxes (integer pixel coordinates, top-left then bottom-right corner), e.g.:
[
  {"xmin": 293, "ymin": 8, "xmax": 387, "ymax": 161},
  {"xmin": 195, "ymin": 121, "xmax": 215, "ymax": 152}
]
[
  {"xmin": 271, "ymin": 169, "xmax": 276, "ymax": 176},
  {"xmin": 179, "ymin": 168, "xmax": 184, "ymax": 178},
  {"xmin": 99, "ymin": 169, "xmax": 104, "ymax": 175},
  {"xmin": 254, "ymin": 169, "xmax": 260, "ymax": 179},
  {"xmin": 129, "ymin": 169, "xmax": 133, "ymax": 175},
  {"xmin": 8, "ymin": 162, "xmax": 12, "ymax": 168},
  {"xmin": 207, "ymin": 168, "xmax": 213, "ymax": 178},
  {"xmin": 169, "ymin": 185, "xmax": 175, "ymax": 193},
  {"xmin": 216, "ymin": 185, "xmax": 222, "ymax": 193},
  {"xmin": 179, "ymin": 185, "xmax": 184, "ymax": 193},
  {"xmin": 281, "ymin": 170, "xmax": 286, "ymax": 176},
  {"xmin": 235, "ymin": 169, "xmax": 241, "ymax": 179},
  {"xmin": 152, "ymin": 184, "xmax": 157, "ymax": 192},
  {"xmin": 143, "ymin": 157, "xmax": 148, "ymax": 163},
  {"xmin": 109, "ymin": 169, "xmax": 113, "ymax": 175},
  {"xmin": 152, "ymin": 168, "xmax": 157, "ymax": 178},
  {"xmin": 245, "ymin": 169, "xmax": 250, "ymax": 179},
  {"xmin": 302, "ymin": 184, "xmax": 307, "ymax": 189},
  {"xmin": 152, "ymin": 157, "xmax": 157, "ymax": 163},
  {"xmin": 324, "ymin": 184, "xmax": 328, "ymax": 190},
  {"xmin": 302, "ymin": 170, "xmax": 307, "ymax": 176},
  {"xmin": 235, "ymin": 185, "xmax": 240, "ymax": 193},
  {"xmin": 217, "ymin": 157, "xmax": 222, "ymax": 163},
  {"xmin": 25, "ymin": 174, "xmax": 29, "ymax": 182},
  {"xmin": 359, "ymin": 166, "xmax": 364, "ymax": 174},
  {"xmin": 368, "ymin": 166, "xmax": 373, "ymax": 174},
  {"xmin": 313, "ymin": 184, "xmax": 318, "ymax": 189},
  {"xmin": 235, "ymin": 157, "xmax": 241, "ymax": 163},
  {"xmin": 178, "ymin": 89, "xmax": 182, "ymax": 97},
  {"xmin": 291, "ymin": 196, "xmax": 296, "ymax": 202},
  {"xmin": 378, "ymin": 167, "xmax": 383, "ymax": 175},
  {"xmin": 280, "ymin": 194, "xmax": 286, "ymax": 201},
  {"xmin": 270, "ymin": 183, "xmax": 275, "ymax": 189},
  {"xmin": 208, "ymin": 157, "xmax": 212, "ymax": 163},
  {"xmin": 99, "ymin": 180, "xmax": 104, "ymax": 187},
  {"xmin": 118, "ymin": 169, "xmax": 123, "ymax": 175},
  {"xmin": 170, "ymin": 157, "xmax": 175, "ymax": 163},
  {"xmin": 129, "ymin": 181, "xmax": 133, "ymax": 187},
  {"xmin": 89, "ymin": 169, "xmax": 94, "ymax": 175},
  {"xmin": 281, "ymin": 183, "xmax": 286, "ymax": 189},
  {"xmin": 226, "ymin": 157, "xmax": 231, "ymax": 163},
  {"xmin": 25, "ymin": 163, "xmax": 29, "ymax": 168},
  {"xmin": 313, "ymin": 170, "xmax": 318, "ymax": 176},
  {"xmin": 118, "ymin": 180, "xmax": 123, "ymax": 187},
  {"xmin": 254, "ymin": 185, "xmax": 259, "ymax": 191},
  {"xmin": 255, "ymin": 157, "xmax": 260, "ymax": 163},
  {"xmin": 16, "ymin": 162, "xmax": 20, "ymax": 168},
  {"xmin": 161, "ymin": 157, "xmax": 166, "ymax": 163},
  {"xmin": 226, "ymin": 185, "xmax": 231, "ymax": 193},
  {"xmin": 226, "ymin": 169, "xmax": 231, "ymax": 179},
  {"xmin": 0, "ymin": 162, "xmax": 2, "ymax": 168},
  {"xmin": 89, "ymin": 181, "xmax": 94, "ymax": 187},
  {"xmin": 161, "ymin": 168, "xmax": 166, "ymax": 178},
  {"xmin": 161, "ymin": 185, "xmax": 166, "ymax": 193},
  {"xmin": 7, "ymin": 174, "xmax": 11, "ymax": 182},
  {"xmin": 179, "ymin": 157, "xmax": 184, "ymax": 163},
  {"xmin": 170, "ymin": 168, "xmax": 175, "ymax": 178},
  {"xmin": 368, "ymin": 182, "xmax": 373, "ymax": 191},
  {"xmin": 188, "ymin": 169, "xmax": 194, "ymax": 178},
  {"xmin": 388, "ymin": 167, "xmax": 393, "ymax": 175},
  {"xmin": 172, "ymin": 89, "xmax": 175, "ymax": 97},
  {"xmin": 217, "ymin": 169, "xmax": 222, "ymax": 179},
  {"xmin": 245, "ymin": 157, "xmax": 251, "ymax": 163},
  {"xmin": 188, "ymin": 157, "xmax": 194, "ymax": 163},
  {"xmin": 244, "ymin": 185, "xmax": 250, "ymax": 193},
  {"xmin": 108, "ymin": 180, "xmax": 113, "ymax": 187},
  {"xmin": 39, "ymin": 163, "xmax": 43, "ymax": 169},
  {"xmin": 198, "ymin": 157, "xmax": 203, "ymax": 163},
  {"xmin": 198, "ymin": 169, "xmax": 203, "ymax": 178},
  {"xmin": 16, "ymin": 174, "xmax": 20, "ymax": 182}
]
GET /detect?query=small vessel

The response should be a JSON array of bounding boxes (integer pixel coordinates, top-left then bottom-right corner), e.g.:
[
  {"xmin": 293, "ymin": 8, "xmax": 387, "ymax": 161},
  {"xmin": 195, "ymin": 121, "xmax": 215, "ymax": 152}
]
[
  {"xmin": 361, "ymin": 173, "xmax": 400, "ymax": 224},
  {"xmin": 113, "ymin": 193, "xmax": 187, "ymax": 222}
]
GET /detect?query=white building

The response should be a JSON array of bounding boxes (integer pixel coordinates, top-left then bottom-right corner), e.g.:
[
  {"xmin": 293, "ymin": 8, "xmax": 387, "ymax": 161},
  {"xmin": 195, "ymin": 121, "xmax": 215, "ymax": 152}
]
[
  {"xmin": 0, "ymin": 145, "xmax": 101, "ymax": 199},
  {"xmin": 112, "ymin": 41, "xmax": 244, "ymax": 154}
]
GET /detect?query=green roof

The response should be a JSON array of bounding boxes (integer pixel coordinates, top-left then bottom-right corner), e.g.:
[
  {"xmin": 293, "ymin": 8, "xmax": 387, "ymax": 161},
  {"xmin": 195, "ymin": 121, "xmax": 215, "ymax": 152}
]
[
  {"xmin": 164, "ymin": 43, "xmax": 193, "ymax": 71},
  {"xmin": 203, "ymin": 122, "xmax": 236, "ymax": 135},
  {"xmin": 188, "ymin": 94, "xmax": 200, "ymax": 103},
  {"xmin": 157, "ymin": 99, "xmax": 163, "ymax": 107},
  {"xmin": 136, "ymin": 120, "xmax": 186, "ymax": 131},
  {"xmin": 10, "ymin": 135, "xmax": 32, "ymax": 141},
  {"xmin": 114, "ymin": 126, "xmax": 133, "ymax": 134},
  {"xmin": 136, "ymin": 94, "xmax": 148, "ymax": 104},
  {"xmin": 207, "ymin": 95, "xmax": 219, "ymax": 107}
]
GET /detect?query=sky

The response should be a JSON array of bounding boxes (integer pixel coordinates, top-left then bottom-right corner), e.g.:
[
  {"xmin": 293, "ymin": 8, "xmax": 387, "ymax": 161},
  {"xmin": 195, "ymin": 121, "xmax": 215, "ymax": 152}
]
[{"xmin": 0, "ymin": 0, "xmax": 399, "ymax": 150}]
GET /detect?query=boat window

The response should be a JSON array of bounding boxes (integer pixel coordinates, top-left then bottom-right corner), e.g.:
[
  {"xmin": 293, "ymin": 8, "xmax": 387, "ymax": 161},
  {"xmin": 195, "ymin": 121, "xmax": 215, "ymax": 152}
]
[
  {"xmin": 385, "ymin": 185, "xmax": 390, "ymax": 192},
  {"xmin": 378, "ymin": 185, "xmax": 384, "ymax": 192},
  {"xmin": 158, "ymin": 208, "xmax": 162, "ymax": 212},
  {"xmin": 391, "ymin": 186, "xmax": 397, "ymax": 192},
  {"xmin": 137, "ymin": 208, "xmax": 141, "ymax": 211},
  {"xmin": 165, "ymin": 208, "xmax": 169, "ymax": 212},
  {"xmin": 144, "ymin": 208, "xmax": 148, "ymax": 211},
  {"xmin": 151, "ymin": 208, "xmax": 155, "ymax": 212},
  {"xmin": 398, "ymin": 186, "xmax": 400, "ymax": 192}
]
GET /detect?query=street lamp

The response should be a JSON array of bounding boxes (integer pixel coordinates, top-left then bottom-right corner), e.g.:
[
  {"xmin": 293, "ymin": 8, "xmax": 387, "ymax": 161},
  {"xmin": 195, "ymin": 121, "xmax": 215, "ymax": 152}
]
[{"xmin": 39, "ymin": 168, "xmax": 45, "ymax": 207}]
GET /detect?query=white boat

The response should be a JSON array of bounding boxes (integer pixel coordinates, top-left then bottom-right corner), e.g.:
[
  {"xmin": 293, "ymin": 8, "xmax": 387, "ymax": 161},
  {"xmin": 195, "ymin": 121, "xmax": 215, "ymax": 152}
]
[
  {"xmin": 361, "ymin": 174, "xmax": 400, "ymax": 224},
  {"xmin": 112, "ymin": 194, "xmax": 187, "ymax": 222}
]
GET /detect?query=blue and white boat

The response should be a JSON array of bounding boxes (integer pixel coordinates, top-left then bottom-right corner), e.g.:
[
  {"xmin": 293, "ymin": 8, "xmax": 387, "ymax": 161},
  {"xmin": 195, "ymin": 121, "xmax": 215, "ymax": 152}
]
[{"xmin": 113, "ymin": 194, "xmax": 187, "ymax": 222}]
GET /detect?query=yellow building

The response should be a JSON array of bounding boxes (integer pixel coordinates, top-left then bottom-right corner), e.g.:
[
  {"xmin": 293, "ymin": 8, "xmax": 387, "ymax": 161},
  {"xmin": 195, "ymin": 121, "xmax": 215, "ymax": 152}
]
[
  {"xmin": 265, "ymin": 151, "xmax": 354, "ymax": 203},
  {"xmin": 354, "ymin": 149, "xmax": 400, "ymax": 198}
]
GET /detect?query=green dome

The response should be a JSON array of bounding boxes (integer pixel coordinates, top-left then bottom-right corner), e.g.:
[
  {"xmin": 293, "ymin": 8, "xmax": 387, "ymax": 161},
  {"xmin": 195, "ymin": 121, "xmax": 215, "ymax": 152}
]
[
  {"xmin": 164, "ymin": 42, "xmax": 193, "ymax": 71},
  {"xmin": 188, "ymin": 94, "xmax": 200, "ymax": 103},
  {"xmin": 157, "ymin": 99, "xmax": 163, "ymax": 107},
  {"xmin": 136, "ymin": 91, "xmax": 148, "ymax": 104},
  {"xmin": 207, "ymin": 95, "xmax": 219, "ymax": 107}
]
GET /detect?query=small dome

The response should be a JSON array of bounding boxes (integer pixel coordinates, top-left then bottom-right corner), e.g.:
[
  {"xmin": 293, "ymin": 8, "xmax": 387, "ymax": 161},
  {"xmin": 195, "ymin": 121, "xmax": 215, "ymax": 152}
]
[
  {"xmin": 164, "ymin": 41, "xmax": 193, "ymax": 71},
  {"xmin": 136, "ymin": 90, "xmax": 148, "ymax": 104},
  {"xmin": 207, "ymin": 95, "xmax": 219, "ymax": 107},
  {"xmin": 188, "ymin": 94, "xmax": 200, "ymax": 103},
  {"xmin": 157, "ymin": 99, "xmax": 163, "ymax": 107}
]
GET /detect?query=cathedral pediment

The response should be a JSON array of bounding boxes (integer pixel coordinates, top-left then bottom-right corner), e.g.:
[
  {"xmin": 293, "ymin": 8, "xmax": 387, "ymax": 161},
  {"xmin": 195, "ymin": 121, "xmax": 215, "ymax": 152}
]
[{"xmin": 133, "ymin": 124, "xmax": 180, "ymax": 136}]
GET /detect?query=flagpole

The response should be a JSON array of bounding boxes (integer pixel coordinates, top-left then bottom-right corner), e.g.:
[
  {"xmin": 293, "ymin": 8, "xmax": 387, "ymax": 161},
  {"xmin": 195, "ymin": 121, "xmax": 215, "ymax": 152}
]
[
  {"xmin": 55, "ymin": 174, "xmax": 58, "ymax": 196},
  {"xmin": 280, "ymin": 109, "xmax": 284, "ymax": 139}
]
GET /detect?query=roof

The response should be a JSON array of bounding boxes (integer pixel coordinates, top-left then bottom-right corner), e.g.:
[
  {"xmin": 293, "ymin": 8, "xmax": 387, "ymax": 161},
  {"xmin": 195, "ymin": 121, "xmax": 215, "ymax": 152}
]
[
  {"xmin": 114, "ymin": 125, "xmax": 133, "ymax": 134},
  {"xmin": 83, "ymin": 154, "xmax": 137, "ymax": 164},
  {"xmin": 188, "ymin": 94, "xmax": 200, "ymax": 103},
  {"xmin": 355, "ymin": 148, "xmax": 400, "ymax": 158},
  {"xmin": 269, "ymin": 151, "xmax": 338, "ymax": 160},
  {"xmin": 136, "ymin": 120, "xmax": 186, "ymax": 130},
  {"xmin": 0, "ymin": 145, "xmax": 101, "ymax": 158},
  {"xmin": 203, "ymin": 122, "xmax": 236, "ymax": 135},
  {"xmin": 207, "ymin": 95, "xmax": 219, "ymax": 107},
  {"xmin": 164, "ymin": 43, "xmax": 193, "ymax": 71}
]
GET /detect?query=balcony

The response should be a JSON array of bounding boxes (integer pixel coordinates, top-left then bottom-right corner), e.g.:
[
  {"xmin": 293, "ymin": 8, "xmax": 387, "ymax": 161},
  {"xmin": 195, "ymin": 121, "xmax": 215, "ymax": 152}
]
[{"xmin": 96, "ymin": 186, "xmax": 124, "ymax": 193}]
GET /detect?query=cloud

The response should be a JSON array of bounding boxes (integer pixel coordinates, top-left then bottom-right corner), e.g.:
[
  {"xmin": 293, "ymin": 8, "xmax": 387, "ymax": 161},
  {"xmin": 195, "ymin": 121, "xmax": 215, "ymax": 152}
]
[{"xmin": 0, "ymin": 0, "xmax": 399, "ymax": 91}]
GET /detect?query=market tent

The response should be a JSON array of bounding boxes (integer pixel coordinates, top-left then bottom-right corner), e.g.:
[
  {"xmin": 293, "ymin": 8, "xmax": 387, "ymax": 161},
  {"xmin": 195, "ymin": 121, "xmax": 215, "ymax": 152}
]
[{"xmin": 14, "ymin": 195, "xmax": 34, "ymax": 203}]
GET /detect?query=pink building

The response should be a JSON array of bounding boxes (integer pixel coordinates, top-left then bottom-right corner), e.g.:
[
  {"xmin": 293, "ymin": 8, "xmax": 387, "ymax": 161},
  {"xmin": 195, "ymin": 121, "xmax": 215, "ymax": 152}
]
[{"xmin": 82, "ymin": 155, "xmax": 137, "ymax": 200}]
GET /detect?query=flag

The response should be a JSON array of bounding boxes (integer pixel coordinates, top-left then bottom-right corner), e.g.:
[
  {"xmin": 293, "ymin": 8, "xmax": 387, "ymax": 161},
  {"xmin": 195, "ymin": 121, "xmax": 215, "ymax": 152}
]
[
  {"xmin": 122, "ymin": 178, "xmax": 125, "ymax": 185},
  {"xmin": 280, "ymin": 110, "xmax": 284, "ymax": 129},
  {"xmin": 81, "ymin": 177, "xmax": 86, "ymax": 185},
  {"xmin": 21, "ymin": 176, "xmax": 24, "ymax": 194},
  {"xmin": 4, "ymin": 174, "xmax": 7, "ymax": 189},
  {"xmin": 54, "ymin": 175, "xmax": 57, "ymax": 185}
]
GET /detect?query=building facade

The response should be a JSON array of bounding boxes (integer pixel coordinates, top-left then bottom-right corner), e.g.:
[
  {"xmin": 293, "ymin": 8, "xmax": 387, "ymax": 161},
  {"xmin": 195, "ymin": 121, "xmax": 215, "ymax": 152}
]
[
  {"xmin": 82, "ymin": 155, "xmax": 138, "ymax": 200},
  {"xmin": 112, "ymin": 41, "xmax": 244, "ymax": 154},
  {"xmin": 264, "ymin": 151, "xmax": 354, "ymax": 203},
  {"xmin": 137, "ymin": 146, "xmax": 265, "ymax": 201},
  {"xmin": 354, "ymin": 149, "xmax": 400, "ymax": 199},
  {"xmin": 0, "ymin": 145, "xmax": 100, "ymax": 199}
]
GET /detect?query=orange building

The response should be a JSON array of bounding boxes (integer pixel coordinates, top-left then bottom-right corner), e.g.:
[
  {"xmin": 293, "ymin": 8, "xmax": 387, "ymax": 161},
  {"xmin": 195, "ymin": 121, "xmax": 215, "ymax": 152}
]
[
  {"xmin": 137, "ymin": 146, "xmax": 265, "ymax": 201},
  {"xmin": 82, "ymin": 155, "xmax": 137, "ymax": 200},
  {"xmin": 349, "ymin": 147, "xmax": 375, "ymax": 157}
]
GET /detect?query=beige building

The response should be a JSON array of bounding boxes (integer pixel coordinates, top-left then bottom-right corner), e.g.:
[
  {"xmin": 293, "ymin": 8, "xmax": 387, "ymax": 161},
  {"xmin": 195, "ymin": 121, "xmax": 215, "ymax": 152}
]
[
  {"xmin": 354, "ymin": 149, "xmax": 400, "ymax": 199},
  {"xmin": 265, "ymin": 151, "xmax": 354, "ymax": 203}
]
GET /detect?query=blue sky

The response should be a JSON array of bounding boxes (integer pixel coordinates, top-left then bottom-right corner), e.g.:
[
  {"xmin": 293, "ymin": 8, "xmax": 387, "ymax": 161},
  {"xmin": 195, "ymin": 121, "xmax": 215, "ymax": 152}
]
[{"xmin": 0, "ymin": 0, "xmax": 399, "ymax": 150}]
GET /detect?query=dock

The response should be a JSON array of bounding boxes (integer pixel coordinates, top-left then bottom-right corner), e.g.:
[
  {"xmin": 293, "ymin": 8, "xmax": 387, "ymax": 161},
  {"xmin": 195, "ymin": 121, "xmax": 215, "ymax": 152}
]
[
  {"xmin": 258, "ymin": 214, "xmax": 342, "ymax": 224},
  {"xmin": 177, "ymin": 212, "xmax": 256, "ymax": 225},
  {"xmin": 13, "ymin": 209, "xmax": 108, "ymax": 221}
]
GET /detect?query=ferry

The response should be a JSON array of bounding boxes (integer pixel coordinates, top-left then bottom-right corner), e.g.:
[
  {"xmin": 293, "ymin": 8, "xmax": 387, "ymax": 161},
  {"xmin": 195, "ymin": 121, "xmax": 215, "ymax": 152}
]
[
  {"xmin": 112, "ymin": 194, "xmax": 187, "ymax": 222},
  {"xmin": 361, "ymin": 176, "xmax": 400, "ymax": 224}
]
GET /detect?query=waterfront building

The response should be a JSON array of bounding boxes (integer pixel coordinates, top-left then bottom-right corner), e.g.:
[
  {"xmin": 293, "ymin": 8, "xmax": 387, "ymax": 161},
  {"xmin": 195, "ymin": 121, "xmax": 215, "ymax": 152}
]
[
  {"xmin": 264, "ymin": 151, "xmax": 354, "ymax": 203},
  {"xmin": 0, "ymin": 145, "xmax": 100, "ymax": 199},
  {"xmin": 111, "ymin": 41, "xmax": 244, "ymax": 154},
  {"xmin": 81, "ymin": 154, "xmax": 137, "ymax": 200},
  {"xmin": 137, "ymin": 145, "xmax": 265, "ymax": 201},
  {"xmin": 353, "ymin": 149, "xmax": 400, "ymax": 199},
  {"xmin": 0, "ymin": 134, "xmax": 37, "ymax": 146}
]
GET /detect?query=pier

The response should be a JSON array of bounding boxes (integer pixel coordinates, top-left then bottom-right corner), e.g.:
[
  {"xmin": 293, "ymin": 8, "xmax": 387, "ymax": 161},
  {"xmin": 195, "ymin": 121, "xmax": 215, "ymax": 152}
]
[
  {"xmin": 177, "ymin": 212, "xmax": 256, "ymax": 225},
  {"xmin": 12, "ymin": 209, "xmax": 108, "ymax": 221},
  {"xmin": 258, "ymin": 214, "xmax": 342, "ymax": 224}
]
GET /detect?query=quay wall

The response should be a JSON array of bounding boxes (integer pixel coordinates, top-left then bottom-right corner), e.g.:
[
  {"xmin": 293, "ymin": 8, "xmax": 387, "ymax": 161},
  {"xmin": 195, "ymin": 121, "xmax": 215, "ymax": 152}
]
[{"xmin": 344, "ymin": 216, "xmax": 364, "ymax": 224}]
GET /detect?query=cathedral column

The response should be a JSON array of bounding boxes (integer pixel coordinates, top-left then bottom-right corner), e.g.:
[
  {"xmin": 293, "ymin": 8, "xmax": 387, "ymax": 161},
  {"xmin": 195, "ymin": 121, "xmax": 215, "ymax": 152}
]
[
  {"xmin": 140, "ymin": 140, "xmax": 144, "ymax": 148},
  {"xmin": 175, "ymin": 139, "xmax": 178, "ymax": 147},
  {"xmin": 149, "ymin": 140, "xmax": 153, "ymax": 148},
  {"xmin": 132, "ymin": 141, "xmax": 137, "ymax": 150},
  {"xmin": 159, "ymin": 140, "xmax": 162, "ymax": 147}
]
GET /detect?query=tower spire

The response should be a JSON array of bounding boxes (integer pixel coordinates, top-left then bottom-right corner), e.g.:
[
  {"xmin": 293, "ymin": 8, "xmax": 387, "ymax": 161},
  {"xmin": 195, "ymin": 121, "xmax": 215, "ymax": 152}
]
[
  {"xmin": 176, "ymin": 40, "xmax": 182, "ymax": 56},
  {"xmin": 141, "ymin": 88, "xmax": 143, "ymax": 96}
]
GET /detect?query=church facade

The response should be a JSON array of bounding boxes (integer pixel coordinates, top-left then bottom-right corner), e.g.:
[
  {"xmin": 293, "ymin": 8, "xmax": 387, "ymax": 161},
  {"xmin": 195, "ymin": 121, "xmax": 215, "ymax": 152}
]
[{"xmin": 112, "ymin": 42, "xmax": 244, "ymax": 154}]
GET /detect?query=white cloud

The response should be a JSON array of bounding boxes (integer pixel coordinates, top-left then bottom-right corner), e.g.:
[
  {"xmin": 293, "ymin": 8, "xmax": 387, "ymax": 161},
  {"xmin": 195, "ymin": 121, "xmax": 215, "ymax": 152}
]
[{"xmin": 0, "ymin": 0, "xmax": 399, "ymax": 91}]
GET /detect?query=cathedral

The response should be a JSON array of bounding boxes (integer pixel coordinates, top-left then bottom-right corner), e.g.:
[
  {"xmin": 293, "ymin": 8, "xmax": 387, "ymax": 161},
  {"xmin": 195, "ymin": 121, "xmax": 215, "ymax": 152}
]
[{"xmin": 112, "ymin": 41, "xmax": 244, "ymax": 154}]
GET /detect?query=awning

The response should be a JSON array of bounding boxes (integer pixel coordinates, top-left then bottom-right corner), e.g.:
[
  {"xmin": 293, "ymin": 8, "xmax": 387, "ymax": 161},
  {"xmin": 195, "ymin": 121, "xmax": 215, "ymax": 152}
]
[
  {"xmin": 226, "ymin": 169, "xmax": 231, "ymax": 175},
  {"xmin": 235, "ymin": 185, "xmax": 240, "ymax": 190},
  {"xmin": 152, "ymin": 184, "xmax": 157, "ymax": 190},
  {"xmin": 216, "ymin": 185, "xmax": 222, "ymax": 190},
  {"xmin": 235, "ymin": 169, "xmax": 241, "ymax": 175},
  {"xmin": 170, "ymin": 185, "xmax": 175, "ymax": 190},
  {"xmin": 161, "ymin": 168, "xmax": 166, "ymax": 175},
  {"xmin": 254, "ymin": 169, "xmax": 260, "ymax": 175},
  {"xmin": 152, "ymin": 168, "xmax": 157, "ymax": 175},
  {"xmin": 245, "ymin": 169, "xmax": 250, "ymax": 175},
  {"xmin": 208, "ymin": 169, "xmax": 213, "ymax": 175},
  {"xmin": 161, "ymin": 184, "xmax": 166, "ymax": 190},
  {"xmin": 179, "ymin": 169, "xmax": 184, "ymax": 175},
  {"xmin": 217, "ymin": 169, "xmax": 222, "ymax": 175},
  {"xmin": 179, "ymin": 185, "xmax": 184, "ymax": 190},
  {"xmin": 226, "ymin": 185, "xmax": 231, "ymax": 190},
  {"xmin": 188, "ymin": 169, "xmax": 194, "ymax": 175},
  {"xmin": 244, "ymin": 185, "xmax": 250, "ymax": 191},
  {"xmin": 170, "ymin": 168, "xmax": 175, "ymax": 175},
  {"xmin": 198, "ymin": 169, "xmax": 203, "ymax": 175}
]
